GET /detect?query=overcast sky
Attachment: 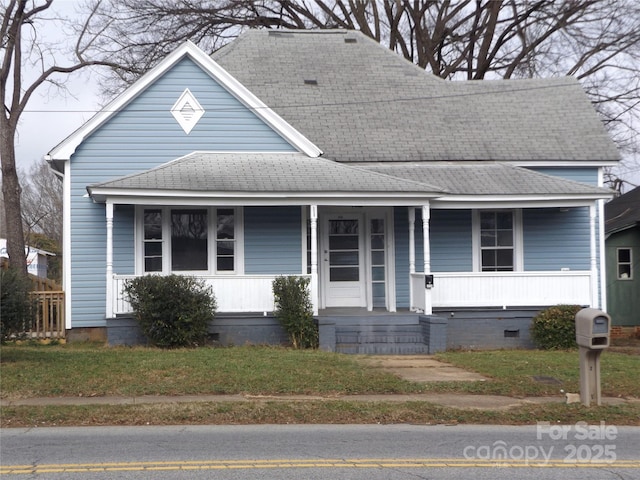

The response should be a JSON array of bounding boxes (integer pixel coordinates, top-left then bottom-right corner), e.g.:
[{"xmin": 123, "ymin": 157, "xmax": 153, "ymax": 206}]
[
  {"xmin": 13, "ymin": 1, "xmax": 102, "ymax": 175},
  {"xmin": 14, "ymin": 1, "xmax": 639, "ymax": 192}
]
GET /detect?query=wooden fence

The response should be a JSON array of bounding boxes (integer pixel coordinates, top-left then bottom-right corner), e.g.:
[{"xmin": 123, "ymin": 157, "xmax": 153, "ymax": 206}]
[{"xmin": 29, "ymin": 276, "xmax": 65, "ymax": 339}]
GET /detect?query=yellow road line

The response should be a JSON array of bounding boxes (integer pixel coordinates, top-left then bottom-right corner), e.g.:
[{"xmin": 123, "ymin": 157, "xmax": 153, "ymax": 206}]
[{"xmin": 1, "ymin": 458, "xmax": 639, "ymax": 474}]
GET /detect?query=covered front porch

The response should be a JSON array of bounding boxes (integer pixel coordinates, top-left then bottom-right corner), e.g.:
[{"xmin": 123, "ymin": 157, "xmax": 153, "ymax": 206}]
[{"xmin": 88, "ymin": 153, "xmax": 610, "ymax": 349}]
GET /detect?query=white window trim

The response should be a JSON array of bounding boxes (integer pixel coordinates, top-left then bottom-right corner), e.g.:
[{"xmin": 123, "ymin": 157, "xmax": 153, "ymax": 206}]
[
  {"xmin": 472, "ymin": 209, "xmax": 523, "ymax": 272},
  {"xmin": 135, "ymin": 206, "xmax": 244, "ymax": 275},
  {"xmin": 617, "ymin": 247, "xmax": 633, "ymax": 280}
]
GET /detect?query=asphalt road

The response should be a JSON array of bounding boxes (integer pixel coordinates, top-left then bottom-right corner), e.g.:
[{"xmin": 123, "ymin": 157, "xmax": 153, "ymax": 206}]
[{"xmin": 2, "ymin": 424, "xmax": 639, "ymax": 479}]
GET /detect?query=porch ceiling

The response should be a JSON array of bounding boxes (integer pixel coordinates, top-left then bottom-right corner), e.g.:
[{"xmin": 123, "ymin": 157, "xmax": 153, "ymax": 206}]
[{"xmin": 87, "ymin": 151, "xmax": 445, "ymax": 204}]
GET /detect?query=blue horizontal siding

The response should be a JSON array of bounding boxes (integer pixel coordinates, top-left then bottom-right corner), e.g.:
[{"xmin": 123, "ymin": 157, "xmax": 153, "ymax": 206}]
[
  {"xmin": 69, "ymin": 57, "xmax": 297, "ymax": 327},
  {"xmin": 431, "ymin": 209, "xmax": 473, "ymax": 272},
  {"xmin": 113, "ymin": 205, "xmax": 135, "ymax": 274},
  {"xmin": 395, "ymin": 208, "xmax": 474, "ymax": 308},
  {"xmin": 528, "ymin": 167, "xmax": 599, "ymax": 186},
  {"xmin": 244, "ymin": 207, "xmax": 303, "ymax": 275},
  {"xmin": 394, "ymin": 207, "xmax": 410, "ymax": 308},
  {"xmin": 523, "ymin": 207, "xmax": 590, "ymax": 270}
]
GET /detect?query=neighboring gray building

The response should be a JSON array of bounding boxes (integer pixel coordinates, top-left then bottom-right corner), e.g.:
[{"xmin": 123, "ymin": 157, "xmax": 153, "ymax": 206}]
[{"xmin": 47, "ymin": 30, "xmax": 617, "ymax": 351}]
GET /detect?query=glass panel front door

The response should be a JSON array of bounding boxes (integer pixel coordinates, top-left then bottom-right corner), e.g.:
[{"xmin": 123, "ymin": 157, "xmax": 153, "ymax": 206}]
[{"xmin": 323, "ymin": 214, "xmax": 366, "ymax": 307}]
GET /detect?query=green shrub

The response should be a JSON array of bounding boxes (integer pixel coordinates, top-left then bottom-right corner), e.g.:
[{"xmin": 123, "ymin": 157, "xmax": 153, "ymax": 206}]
[
  {"xmin": 124, "ymin": 275, "xmax": 216, "ymax": 348},
  {"xmin": 530, "ymin": 304, "xmax": 582, "ymax": 350},
  {"xmin": 272, "ymin": 276, "xmax": 318, "ymax": 349},
  {"xmin": 0, "ymin": 268, "xmax": 36, "ymax": 342}
]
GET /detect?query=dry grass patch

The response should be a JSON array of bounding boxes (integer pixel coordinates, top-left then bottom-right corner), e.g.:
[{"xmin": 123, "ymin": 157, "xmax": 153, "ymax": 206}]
[{"xmin": 2, "ymin": 401, "xmax": 639, "ymax": 428}]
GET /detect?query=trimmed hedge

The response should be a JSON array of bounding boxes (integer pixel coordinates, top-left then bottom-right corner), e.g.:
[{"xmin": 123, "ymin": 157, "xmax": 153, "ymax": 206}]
[
  {"xmin": 272, "ymin": 276, "xmax": 318, "ymax": 349},
  {"xmin": 124, "ymin": 275, "xmax": 216, "ymax": 348},
  {"xmin": 530, "ymin": 304, "xmax": 582, "ymax": 350}
]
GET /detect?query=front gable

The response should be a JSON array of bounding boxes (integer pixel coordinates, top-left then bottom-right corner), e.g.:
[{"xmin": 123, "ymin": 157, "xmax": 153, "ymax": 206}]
[
  {"xmin": 71, "ymin": 56, "xmax": 299, "ymax": 175},
  {"xmin": 48, "ymin": 41, "xmax": 321, "ymax": 165}
]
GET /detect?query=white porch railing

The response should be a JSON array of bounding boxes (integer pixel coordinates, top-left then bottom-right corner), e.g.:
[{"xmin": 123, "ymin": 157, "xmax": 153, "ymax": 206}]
[
  {"xmin": 112, "ymin": 274, "xmax": 311, "ymax": 315},
  {"xmin": 411, "ymin": 271, "xmax": 592, "ymax": 311}
]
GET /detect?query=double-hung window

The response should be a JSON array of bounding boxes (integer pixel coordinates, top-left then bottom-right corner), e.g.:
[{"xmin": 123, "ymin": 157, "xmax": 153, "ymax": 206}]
[
  {"xmin": 139, "ymin": 207, "xmax": 240, "ymax": 274},
  {"xmin": 474, "ymin": 209, "xmax": 522, "ymax": 272},
  {"xmin": 617, "ymin": 248, "xmax": 633, "ymax": 280}
]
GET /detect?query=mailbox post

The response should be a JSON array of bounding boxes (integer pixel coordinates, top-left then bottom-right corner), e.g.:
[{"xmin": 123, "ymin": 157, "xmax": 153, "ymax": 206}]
[{"xmin": 575, "ymin": 308, "xmax": 611, "ymax": 407}]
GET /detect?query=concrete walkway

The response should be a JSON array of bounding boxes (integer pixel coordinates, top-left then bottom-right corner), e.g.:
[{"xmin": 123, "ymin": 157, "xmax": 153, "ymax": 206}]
[
  {"xmin": 1, "ymin": 393, "xmax": 635, "ymax": 411},
  {"xmin": 358, "ymin": 355, "xmax": 488, "ymax": 382}
]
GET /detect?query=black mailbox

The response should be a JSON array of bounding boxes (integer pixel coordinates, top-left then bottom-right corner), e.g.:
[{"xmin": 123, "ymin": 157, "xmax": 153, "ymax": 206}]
[{"xmin": 425, "ymin": 274, "xmax": 434, "ymax": 289}]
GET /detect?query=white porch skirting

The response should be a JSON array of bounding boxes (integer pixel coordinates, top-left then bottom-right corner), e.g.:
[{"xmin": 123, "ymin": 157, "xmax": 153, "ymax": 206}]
[
  {"xmin": 112, "ymin": 274, "xmax": 311, "ymax": 315},
  {"xmin": 411, "ymin": 271, "xmax": 592, "ymax": 310}
]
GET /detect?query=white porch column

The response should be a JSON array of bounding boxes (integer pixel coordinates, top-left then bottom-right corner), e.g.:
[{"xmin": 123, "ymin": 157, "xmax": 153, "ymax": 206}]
[
  {"xmin": 408, "ymin": 207, "xmax": 416, "ymax": 310},
  {"xmin": 310, "ymin": 205, "xmax": 319, "ymax": 315},
  {"xmin": 589, "ymin": 203, "xmax": 599, "ymax": 308},
  {"xmin": 105, "ymin": 201, "xmax": 114, "ymax": 319},
  {"xmin": 422, "ymin": 203, "xmax": 432, "ymax": 315}
]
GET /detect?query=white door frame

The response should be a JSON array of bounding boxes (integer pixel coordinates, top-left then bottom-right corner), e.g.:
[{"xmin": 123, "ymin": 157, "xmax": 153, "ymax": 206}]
[{"xmin": 318, "ymin": 207, "xmax": 396, "ymax": 311}]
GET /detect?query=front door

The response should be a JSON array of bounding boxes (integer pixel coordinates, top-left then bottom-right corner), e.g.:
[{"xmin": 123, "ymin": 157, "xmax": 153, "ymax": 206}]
[{"xmin": 322, "ymin": 214, "xmax": 366, "ymax": 307}]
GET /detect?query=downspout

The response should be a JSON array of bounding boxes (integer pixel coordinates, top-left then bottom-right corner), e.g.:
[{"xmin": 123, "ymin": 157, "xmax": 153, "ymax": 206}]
[
  {"xmin": 597, "ymin": 169, "xmax": 607, "ymax": 311},
  {"xmin": 60, "ymin": 159, "xmax": 72, "ymax": 330},
  {"xmin": 589, "ymin": 203, "xmax": 599, "ymax": 308},
  {"xmin": 310, "ymin": 205, "xmax": 319, "ymax": 315}
]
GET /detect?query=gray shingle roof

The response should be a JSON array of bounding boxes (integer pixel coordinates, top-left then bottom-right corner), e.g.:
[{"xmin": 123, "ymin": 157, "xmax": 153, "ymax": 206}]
[
  {"xmin": 605, "ymin": 186, "xmax": 640, "ymax": 234},
  {"xmin": 89, "ymin": 152, "xmax": 611, "ymax": 200},
  {"xmin": 213, "ymin": 29, "xmax": 620, "ymax": 164},
  {"xmin": 88, "ymin": 152, "xmax": 443, "ymax": 194},
  {"xmin": 362, "ymin": 163, "xmax": 611, "ymax": 196}
]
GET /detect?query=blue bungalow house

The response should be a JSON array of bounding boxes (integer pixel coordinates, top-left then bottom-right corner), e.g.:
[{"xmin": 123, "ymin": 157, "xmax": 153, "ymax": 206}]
[{"xmin": 46, "ymin": 30, "xmax": 617, "ymax": 351}]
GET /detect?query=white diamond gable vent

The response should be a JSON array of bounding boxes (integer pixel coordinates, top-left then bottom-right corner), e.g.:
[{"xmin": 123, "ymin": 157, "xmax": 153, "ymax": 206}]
[{"xmin": 171, "ymin": 88, "xmax": 205, "ymax": 134}]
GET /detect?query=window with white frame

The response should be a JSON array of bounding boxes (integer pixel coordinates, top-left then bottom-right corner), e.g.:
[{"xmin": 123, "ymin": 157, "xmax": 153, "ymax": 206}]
[
  {"xmin": 475, "ymin": 210, "xmax": 522, "ymax": 272},
  {"xmin": 143, "ymin": 209, "xmax": 163, "ymax": 272},
  {"xmin": 617, "ymin": 248, "xmax": 632, "ymax": 280},
  {"xmin": 139, "ymin": 207, "xmax": 240, "ymax": 274},
  {"xmin": 216, "ymin": 208, "xmax": 235, "ymax": 272}
]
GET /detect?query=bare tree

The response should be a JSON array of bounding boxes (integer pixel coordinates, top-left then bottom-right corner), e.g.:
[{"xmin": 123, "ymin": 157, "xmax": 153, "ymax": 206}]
[
  {"xmin": 86, "ymin": 0, "xmax": 640, "ymax": 185},
  {"xmin": 21, "ymin": 159, "xmax": 62, "ymax": 245},
  {"xmin": 1, "ymin": 0, "xmax": 126, "ymax": 277}
]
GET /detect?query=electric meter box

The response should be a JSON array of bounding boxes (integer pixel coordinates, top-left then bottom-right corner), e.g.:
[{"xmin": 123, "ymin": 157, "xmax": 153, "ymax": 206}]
[{"xmin": 575, "ymin": 308, "xmax": 611, "ymax": 349}]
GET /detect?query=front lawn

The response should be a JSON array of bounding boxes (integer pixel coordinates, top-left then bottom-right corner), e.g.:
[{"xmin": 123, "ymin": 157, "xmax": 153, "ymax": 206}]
[
  {"xmin": 2, "ymin": 343, "xmax": 638, "ymax": 427},
  {"xmin": 434, "ymin": 349, "xmax": 640, "ymax": 398},
  {"xmin": 2, "ymin": 343, "xmax": 638, "ymax": 399},
  {"xmin": 0, "ymin": 344, "xmax": 424, "ymax": 399}
]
